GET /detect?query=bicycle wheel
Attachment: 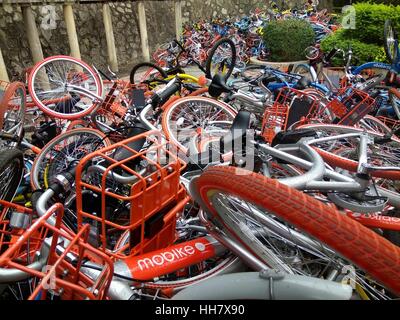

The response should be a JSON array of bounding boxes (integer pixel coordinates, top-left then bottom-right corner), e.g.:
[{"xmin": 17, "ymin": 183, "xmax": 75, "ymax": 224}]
[
  {"xmin": 206, "ymin": 38, "xmax": 237, "ymax": 80},
  {"xmin": 28, "ymin": 55, "xmax": 102, "ymax": 120},
  {"xmin": 129, "ymin": 62, "xmax": 167, "ymax": 85},
  {"xmin": 384, "ymin": 19, "xmax": 398, "ymax": 64},
  {"xmin": 0, "ymin": 82, "xmax": 26, "ymax": 148},
  {"xmin": 194, "ymin": 166, "xmax": 400, "ymax": 297},
  {"xmin": 161, "ymin": 97, "xmax": 237, "ymax": 154},
  {"xmin": 30, "ymin": 128, "xmax": 110, "ymax": 190},
  {"xmin": 0, "ymin": 148, "xmax": 24, "ymax": 203},
  {"xmin": 359, "ymin": 115, "xmax": 392, "ymax": 135},
  {"xmin": 298, "ymin": 123, "xmax": 400, "ymax": 181}
]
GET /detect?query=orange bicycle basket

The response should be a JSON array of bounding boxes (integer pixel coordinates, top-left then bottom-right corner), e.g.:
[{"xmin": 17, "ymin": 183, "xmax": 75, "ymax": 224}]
[
  {"xmin": 323, "ymin": 87, "xmax": 375, "ymax": 126},
  {"xmin": 75, "ymin": 130, "xmax": 188, "ymax": 259},
  {"xmin": 94, "ymin": 80, "xmax": 149, "ymax": 142},
  {"xmin": 0, "ymin": 200, "xmax": 41, "ymax": 261},
  {"xmin": 261, "ymin": 88, "xmax": 320, "ymax": 143},
  {"xmin": 0, "ymin": 203, "xmax": 114, "ymax": 300}
]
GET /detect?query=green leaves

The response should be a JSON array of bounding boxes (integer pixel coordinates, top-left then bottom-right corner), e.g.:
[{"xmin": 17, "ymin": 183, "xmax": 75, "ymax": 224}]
[
  {"xmin": 321, "ymin": 2, "xmax": 400, "ymax": 67},
  {"xmin": 343, "ymin": 2, "xmax": 400, "ymax": 45},
  {"xmin": 263, "ymin": 19, "xmax": 315, "ymax": 62},
  {"xmin": 321, "ymin": 29, "xmax": 388, "ymax": 66}
]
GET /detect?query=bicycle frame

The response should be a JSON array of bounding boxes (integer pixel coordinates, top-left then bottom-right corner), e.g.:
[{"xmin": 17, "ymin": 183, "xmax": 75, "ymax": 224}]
[{"xmin": 254, "ymin": 133, "xmax": 400, "ymax": 229}]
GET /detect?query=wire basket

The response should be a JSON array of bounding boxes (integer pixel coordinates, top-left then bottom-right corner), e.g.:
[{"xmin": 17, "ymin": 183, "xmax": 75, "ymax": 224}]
[
  {"xmin": 261, "ymin": 87, "xmax": 321, "ymax": 143},
  {"xmin": 323, "ymin": 87, "xmax": 375, "ymax": 126},
  {"xmin": 75, "ymin": 130, "xmax": 188, "ymax": 259},
  {"xmin": 94, "ymin": 80, "xmax": 148, "ymax": 130},
  {"xmin": 0, "ymin": 201, "xmax": 38, "ymax": 260},
  {"xmin": 0, "ymin": 203, "xmax": 114, "ymax": 300}
]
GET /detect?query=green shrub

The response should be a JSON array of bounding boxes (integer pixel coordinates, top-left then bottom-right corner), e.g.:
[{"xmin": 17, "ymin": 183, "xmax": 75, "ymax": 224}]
[
  {"xmin": 320, "ymin": 29, "xmax": 388, "ymax": 67},
  {"xmin": 341, "ymin": 2, "xmax": 400, "ymax": 45},
  {"xmin": 263, "ymin": 19, "xmax": 315, "ymax": 62}
]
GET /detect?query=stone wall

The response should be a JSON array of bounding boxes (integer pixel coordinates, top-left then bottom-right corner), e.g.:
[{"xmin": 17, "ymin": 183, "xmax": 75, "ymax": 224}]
[
  {"xmin": 0, "ymin": 4, "xmax": 32, "ymax": 79},
  {"xmin": 0, "ymin": 0, "xmax": 334, "ymax": 79}
]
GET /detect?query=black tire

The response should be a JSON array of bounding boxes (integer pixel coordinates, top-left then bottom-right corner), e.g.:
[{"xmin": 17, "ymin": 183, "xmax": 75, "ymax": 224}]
[
  {"xmin": 129, "ymin": 62, "xmax": 168, "ymax": 85},
  {"xmin": 384, "ymin": 19, "xmax": 398, "ymax": 64},
  {"xmin": 0, "ymin": 148, "xmax": 24, "ymax": 202},
  {"xmin": 206, "ymin": 38, "xmax": 237, "ymax": 80}
]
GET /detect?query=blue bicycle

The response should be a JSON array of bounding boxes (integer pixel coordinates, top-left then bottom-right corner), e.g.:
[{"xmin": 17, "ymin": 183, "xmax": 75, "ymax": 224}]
[{"xmin": 350, "ymin": 20, "xmax": 400, "ymax": 89}]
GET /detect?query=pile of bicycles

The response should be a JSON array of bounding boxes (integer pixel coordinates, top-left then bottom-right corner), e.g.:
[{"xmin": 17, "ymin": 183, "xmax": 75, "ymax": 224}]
[
  {"xmin": 152, "ymin": 5, "xmax": 337, "ymax": 68},
  {"xmin": 1, "ymin": 18, "xmax": 400, "ymax": 301}
]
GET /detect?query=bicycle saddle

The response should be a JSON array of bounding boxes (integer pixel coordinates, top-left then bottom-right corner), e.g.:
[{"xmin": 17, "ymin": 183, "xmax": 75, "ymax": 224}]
[
  {"xmin": 208, "ymin": 74, "xmax": 233, "ymax": 97},
  {"xmin": 220, "ymin": 110, "xmax": 252, "ymax": 154},
  {"xmin": 271, "ymin": 128, "xmax": 317, "ymax": 147},
  {"xmin": 186, "ymin": 110, "xmax": 251, "ymax": 168},
  {"xmin": 112, "ymin": 123, "xmax": 149, "ymax": 162}
]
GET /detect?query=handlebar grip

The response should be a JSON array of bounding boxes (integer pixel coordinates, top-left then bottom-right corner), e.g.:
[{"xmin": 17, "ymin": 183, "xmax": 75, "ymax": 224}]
[
  {"xmin": 152, "ymin": 82, "xmax": 181, "ymax": 107},
  {"xmin": 97, "ymin": 68, "xmax": 112, "ymax": 81},
  {"xmin": 325, "ymin": 48, "xmax": 338, "ymax": 63}
]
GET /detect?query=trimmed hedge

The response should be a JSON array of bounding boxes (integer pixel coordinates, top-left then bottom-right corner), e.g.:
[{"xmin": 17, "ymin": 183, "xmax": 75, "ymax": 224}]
[
  {"xmin": 342, "ymin": 2, "xmax": 400, "ymax": 45},
  {"xmin": 320, "ymin": 29, "xmax": 388, "ymax": 66},
  {"xmin": 263, "ymin": 19, "xmax": 315, "ymax": 62},
  {"xmin": 321, "ymin": 2, "xmax": 400, "ymax": 66}
]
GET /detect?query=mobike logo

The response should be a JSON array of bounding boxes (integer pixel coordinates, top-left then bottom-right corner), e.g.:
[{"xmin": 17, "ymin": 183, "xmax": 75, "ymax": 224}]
[
  {"xmin": 137, "ymin": 242, "xmax": 207, "ymax": 271},
  {"xmin": 350, "ymin": 212, "xmax": 400, "ymax": 223},
  {"xmin": 125, "ymin": 237, "xmax": 217, "ymax": 280}
]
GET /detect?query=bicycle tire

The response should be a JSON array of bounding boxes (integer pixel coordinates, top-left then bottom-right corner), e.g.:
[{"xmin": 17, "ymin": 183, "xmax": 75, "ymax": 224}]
[
  {"xmin": 195, "ymin": 166, "xmax": 400, "ymax": 295},
  {"xmin": 161, "ymin": 96, "xmax": 237, "ymax": 153},
  {"xmin": 298, "ymin": 123, "xmax": 400, "ymax": 180},
  {"xmin": 28, "ymin": 55, "xmax": 102, "ymax": 120},
  {"xmin": 384, "ymin": 19, "xmax": 398, "ymax": 64},
  {"xmin": 30, "ymin": 128, "xmax": 110, "ymax": 190},
  {"xmin": 293, "ymin": 64, "xmax": 315, "ymax": 82},
  {"xmin": 0, "ymin": 148, "xmax": 24, "ymax": 203},
  {"xmin": 129, "ymin": 62, "xmax": 168, "ymax": 85},
  {"xmin": 359, "ymin": 115, "xmax": 392, "ymax": 136},
  {"xmin": 240, "ymin": 65, "xmax": 265, "ymax": 82},
  {"xmin": 0, "ymin": 82, "xmax": 26, "ymax": 137},
  {"xmin": 206, "ymin": 38, "xmax": 237, "ymax": 80}
]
